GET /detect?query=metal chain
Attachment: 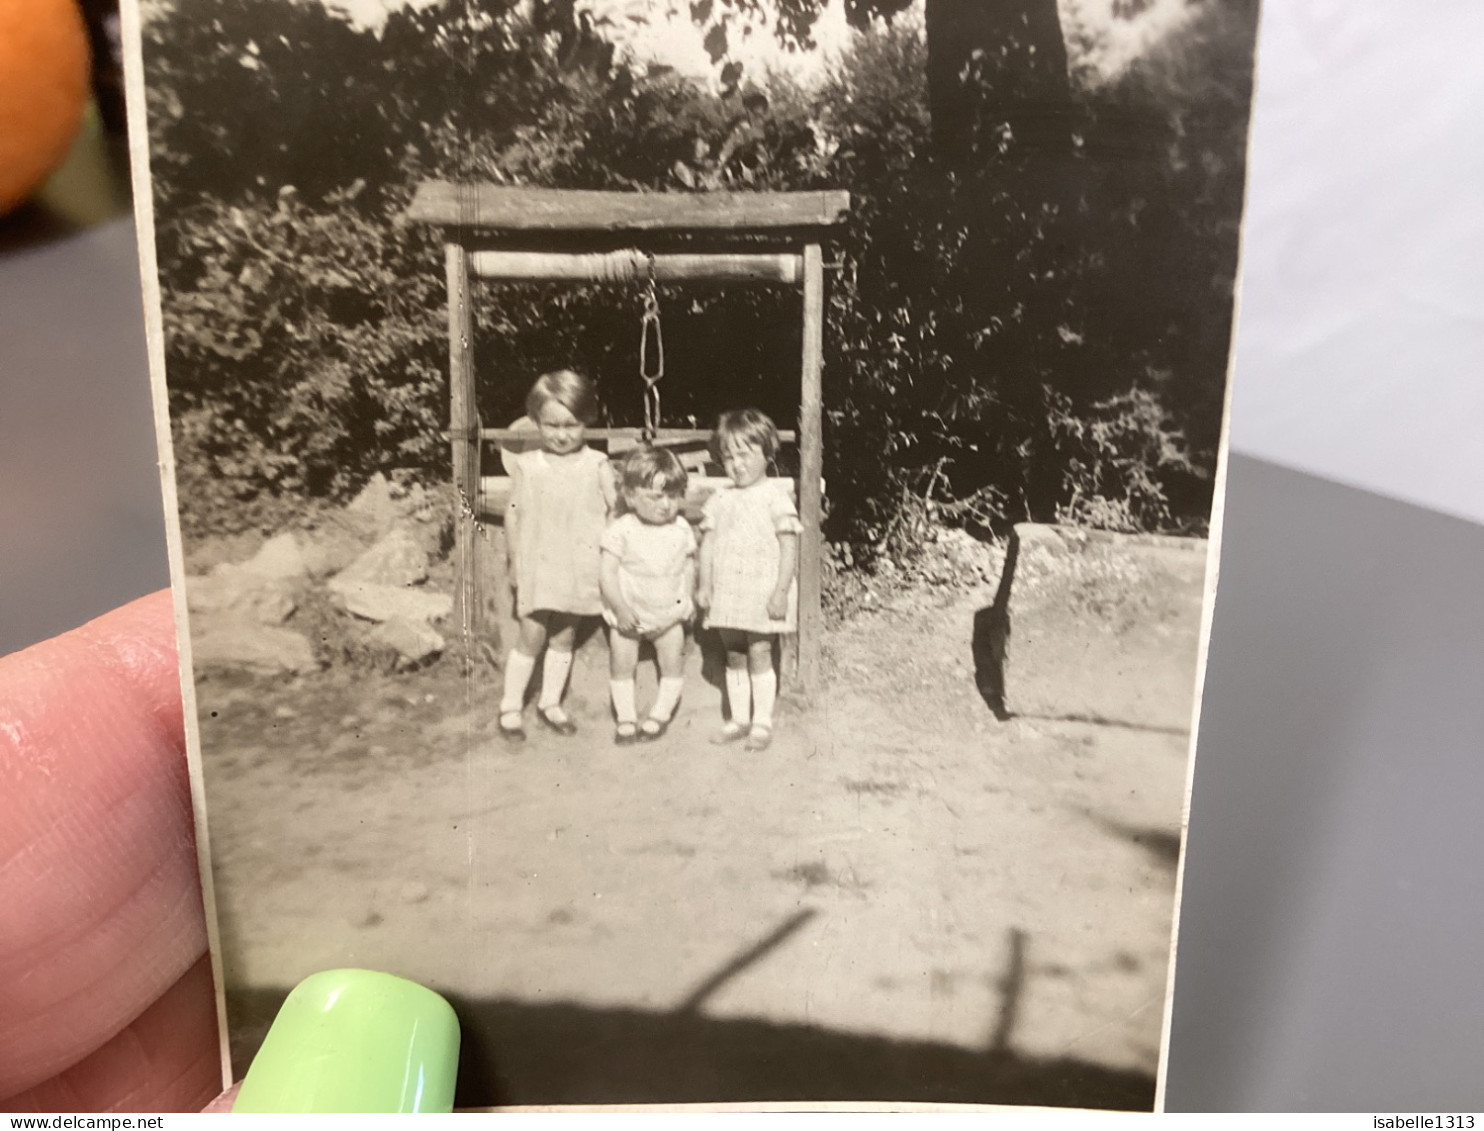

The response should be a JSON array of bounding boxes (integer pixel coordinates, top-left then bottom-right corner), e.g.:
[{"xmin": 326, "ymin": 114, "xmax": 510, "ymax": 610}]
[
  {"xmin": 456, "ymin": 485, "xmax": 490, "ymax": 541},
  {"xmin": 638, "ymin": 252, "xmax": 664, "ymax": 442}
]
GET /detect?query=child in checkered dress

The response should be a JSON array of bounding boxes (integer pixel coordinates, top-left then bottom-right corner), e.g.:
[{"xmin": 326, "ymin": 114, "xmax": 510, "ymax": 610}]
[{"xmin": 696, "ymin": 409, "xmax": 801, "ymax": 751}]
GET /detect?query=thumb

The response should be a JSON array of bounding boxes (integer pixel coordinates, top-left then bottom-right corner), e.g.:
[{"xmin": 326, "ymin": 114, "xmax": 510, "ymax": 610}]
[{"xmin": 0, "ymin": 592, "xmax": 215, "ymax": 1106}]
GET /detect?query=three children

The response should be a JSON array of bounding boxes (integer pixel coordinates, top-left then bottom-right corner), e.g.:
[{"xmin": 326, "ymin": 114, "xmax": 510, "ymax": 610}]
[{"xmin": 500, "ymin": 370, "xmax": 798, "ymax": 750}]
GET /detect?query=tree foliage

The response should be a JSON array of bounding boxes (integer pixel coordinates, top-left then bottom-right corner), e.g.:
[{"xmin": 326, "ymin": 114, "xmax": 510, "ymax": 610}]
[{"xmin": 142, "ymin": 0, "xmax": 1258, "ymax": 549}]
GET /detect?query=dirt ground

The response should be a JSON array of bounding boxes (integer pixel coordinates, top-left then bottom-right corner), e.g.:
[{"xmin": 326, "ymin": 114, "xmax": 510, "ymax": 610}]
[{"xmin": 198, "ymin": 565, "xmax": 1190, "ymax": 1109}]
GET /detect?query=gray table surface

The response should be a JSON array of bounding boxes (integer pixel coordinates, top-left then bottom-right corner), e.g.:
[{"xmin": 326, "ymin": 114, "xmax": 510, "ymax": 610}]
[{"xmin": 4, "ymin": 213, "xmax": 1482, "ymax": 1111}]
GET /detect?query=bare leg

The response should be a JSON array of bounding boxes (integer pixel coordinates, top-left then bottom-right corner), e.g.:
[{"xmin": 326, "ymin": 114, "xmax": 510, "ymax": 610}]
[
  {"xmin": 516, "ymin": 613, "xmax": 550, "ymax": 657},
  {"xmin": 547, "ymin": 616, "xmax": 577, "ymax": 653},
  {"xmin": 653, "ymin": 622, "xmax": 686, "ymax": 680},
  {"xmin": 746, "ymin": 633, "xmax": 774, "ymax": 676}
]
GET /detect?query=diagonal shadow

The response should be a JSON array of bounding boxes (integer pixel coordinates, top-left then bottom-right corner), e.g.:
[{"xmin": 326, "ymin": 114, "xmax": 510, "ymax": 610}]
[
  {"xmin": 1013, "ymin": 713, "xmax": 1191, "ymax": 736},
  {"xmin": 675, "ymin": 909, "xmax": 818, "ymax": 1013}
]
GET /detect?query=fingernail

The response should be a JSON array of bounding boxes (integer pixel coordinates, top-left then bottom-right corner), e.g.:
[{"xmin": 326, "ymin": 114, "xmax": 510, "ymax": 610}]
[{"xmin": 232, "ymin": 969, "xmax": 459, "ymax": 1113}]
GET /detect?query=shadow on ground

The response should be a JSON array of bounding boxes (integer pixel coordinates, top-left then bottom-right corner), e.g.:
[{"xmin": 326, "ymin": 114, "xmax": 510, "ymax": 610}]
[
  {"xmin": 227, "ymin": 985, "xmax": 1155, "ymax": 1110},
  {"xmin": 971, "ymin": 533, "xmax": 1015, "ymax": 721},
  {"xmin": 1093, "ymin": 815, "xmax": 1184, "ymax": 870}
]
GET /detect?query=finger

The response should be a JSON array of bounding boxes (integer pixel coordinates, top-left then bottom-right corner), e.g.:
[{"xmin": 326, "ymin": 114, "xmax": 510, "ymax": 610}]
[
  {"xmin": 2, "ymin": 956, "xmax": 221, "ymax": 1113},
  {"xmin": 0, "ymin": 591, "xmax": 209, "ymax": 1098}
]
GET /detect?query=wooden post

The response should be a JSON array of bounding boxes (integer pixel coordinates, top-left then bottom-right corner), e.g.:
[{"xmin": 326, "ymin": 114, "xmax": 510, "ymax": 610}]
[
  {"xmin": 797, "ymin": 242, "xmax": 825, "ymax": 693},
  {"xmin": 445, "ymin": 242, "xmax": 481, "ymax": 664}
]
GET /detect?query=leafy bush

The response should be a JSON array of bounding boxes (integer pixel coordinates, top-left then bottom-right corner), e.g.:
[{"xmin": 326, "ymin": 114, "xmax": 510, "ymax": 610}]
[
  {"xmin": 1045, "ymin": 387, "xmax": 1200, "ymax": 534},
  {"xmin": 161, "ymin": 194, "xmax": 447, "ymax": 532}
]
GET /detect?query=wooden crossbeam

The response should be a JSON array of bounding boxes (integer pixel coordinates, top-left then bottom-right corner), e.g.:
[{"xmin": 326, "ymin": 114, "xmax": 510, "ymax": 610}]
[
  {"xmin": 477, "ymin": 475, "xmax": 799, "ymax": 525},
  {"xmin": 408, "ymin": 182, "xmax": 851, "ymax": 232},
  {"xmin": 469, "ymin": 249, "xmax": 800, "ymax": 285},
  {"xmin": 475, "ymin": 428, "xmax": 798, "ymax": 445}
]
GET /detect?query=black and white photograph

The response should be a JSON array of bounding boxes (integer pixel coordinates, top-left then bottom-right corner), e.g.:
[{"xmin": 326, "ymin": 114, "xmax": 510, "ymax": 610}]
[{"xmin": 124, "ymin": 0, "xmax": 1260, "ymax": 1110}]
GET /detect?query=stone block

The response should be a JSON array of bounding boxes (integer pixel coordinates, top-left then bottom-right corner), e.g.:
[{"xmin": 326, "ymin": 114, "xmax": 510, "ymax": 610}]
[
  {"xmin": 190, "ymin": 613, "xmax": 320, "ymax": 675},
  {"xmin": 186, "ymin": 571, "xmax": 296, "ymax": 625},
  {"xmin": 299, "ymin": 516, "xmax": 376, "ymax": 580},
  {"xmin": 236, "ymin": 532, "xmax": 308, "ymax": 581},
  {"xmin": 333, "ymin": 528, "xmax": 429, "ymax": 588},
  {"xmin": 368, "ymin": 617, "xmax": 445, "ymax": 670},
  {"xmin": 985, "ymin": 523, "xmax": 1208, "ymax": 731},
  {"xmin": 328, "ymin": 579, "xmax": 452, "ymax": 625}
]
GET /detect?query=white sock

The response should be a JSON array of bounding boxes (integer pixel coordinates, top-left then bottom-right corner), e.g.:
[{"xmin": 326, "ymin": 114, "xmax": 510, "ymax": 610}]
[
  {"xmin": 610, "ymin": 679, "xmax": 637, "ymax": 724},
  {"xmin": 538, "ymin": 649, "xmax": 574, "ymax": 710},
  {"xmin": 751, "ymin": 668, "xmax": 777, "ymax": 729},
  {"xmin": 500, "ymin": 651, "xmax": 536, "ymax": 714},
  {"xmin": 651, "ymin": 676, "xmax": 685, "ymax": 721},
  {"xmin": 725, "ymin": 667, "xmax": 752, "ymax": 727}
]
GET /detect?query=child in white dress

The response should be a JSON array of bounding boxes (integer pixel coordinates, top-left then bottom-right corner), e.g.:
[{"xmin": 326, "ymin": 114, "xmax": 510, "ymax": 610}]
[
  {"xmin": 600, "ymin": 447, "xmax": 696, "ymax": 744},
  {"xmin": 696, "ymin": 409, "xmax": 801, "ymax": 751},
  {"xmin": 500, "ymin": 369, "xmax": 617, "ymax": 740}
]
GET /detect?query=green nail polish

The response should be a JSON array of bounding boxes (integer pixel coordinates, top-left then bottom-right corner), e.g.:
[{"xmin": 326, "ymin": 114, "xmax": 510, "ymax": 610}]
[{"xmin": 233, "ymin": 969, "xmax": 460, "ymax": 1113}]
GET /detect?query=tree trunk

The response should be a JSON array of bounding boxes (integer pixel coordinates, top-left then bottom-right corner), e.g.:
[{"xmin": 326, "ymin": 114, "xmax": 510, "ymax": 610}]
[{"xmin": 924, "ymin": 0, "xmax": 1073, "ymax": 166}]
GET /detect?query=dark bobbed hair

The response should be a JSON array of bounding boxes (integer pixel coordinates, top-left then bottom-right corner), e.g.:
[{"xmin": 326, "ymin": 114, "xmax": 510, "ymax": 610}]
[
  {"xmin": 619, "ymin": 446, "xmax": 688, "ymax": 497},
  {"xmin": 526, "ymin": 368, "xmax": 599, "ymax": 426},
  {"xmin": 712, "ymin": 408, "xmax": 781, "ymax": 462}
]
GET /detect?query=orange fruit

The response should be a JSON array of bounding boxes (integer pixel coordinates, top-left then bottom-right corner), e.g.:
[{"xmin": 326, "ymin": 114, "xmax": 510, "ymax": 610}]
[{"xmin": 0, "ymin": 0, "xmax": 92, "ymax": 215}]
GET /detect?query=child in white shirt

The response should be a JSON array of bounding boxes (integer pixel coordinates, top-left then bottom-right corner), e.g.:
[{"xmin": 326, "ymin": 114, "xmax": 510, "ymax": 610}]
[{"xmin": 600, "ymin": 447, "xmax": 696, "ymax": 744}]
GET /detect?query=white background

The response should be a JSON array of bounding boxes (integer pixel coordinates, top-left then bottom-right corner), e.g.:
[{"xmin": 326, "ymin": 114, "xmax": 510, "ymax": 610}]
[{"xmin": 1227, "ymin": 0, "xmax": 1484, "ymax": 524}]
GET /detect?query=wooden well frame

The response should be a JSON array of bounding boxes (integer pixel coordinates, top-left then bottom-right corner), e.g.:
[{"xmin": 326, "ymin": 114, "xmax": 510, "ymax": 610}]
[{"xmin": 408, "ymin": 182, "xmax": 850, "ymax": 691}]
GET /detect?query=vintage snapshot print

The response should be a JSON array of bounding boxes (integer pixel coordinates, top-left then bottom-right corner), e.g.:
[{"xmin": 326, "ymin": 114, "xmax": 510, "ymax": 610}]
[{"xmin": 123, "ymin": 0, "xmax": 1260, "ymax": 1110}]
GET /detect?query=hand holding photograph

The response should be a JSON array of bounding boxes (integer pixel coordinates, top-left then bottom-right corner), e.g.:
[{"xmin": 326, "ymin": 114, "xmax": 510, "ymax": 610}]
[{"xmin": 121, "ymin": 0, "xmax": 1261, "ymax": 1110}]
